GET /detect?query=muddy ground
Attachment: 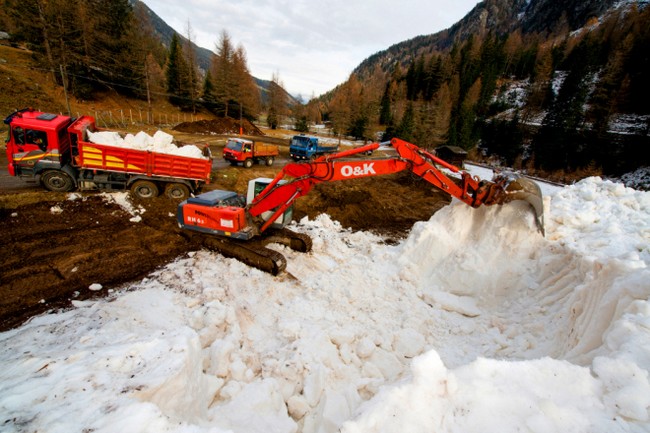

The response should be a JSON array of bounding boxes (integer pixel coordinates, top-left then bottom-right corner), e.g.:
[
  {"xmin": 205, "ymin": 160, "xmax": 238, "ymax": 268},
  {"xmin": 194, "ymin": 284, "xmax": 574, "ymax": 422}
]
[{"xmin": 0, "ymin": 144, "xmax": 450, "ymax": 332}]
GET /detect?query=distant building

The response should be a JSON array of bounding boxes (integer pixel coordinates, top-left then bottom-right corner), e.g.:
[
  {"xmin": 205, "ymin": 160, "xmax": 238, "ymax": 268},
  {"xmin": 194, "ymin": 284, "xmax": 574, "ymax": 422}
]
[{"xmin": 435, "ymin": 145, "xmax": 467, "ymax": 167}]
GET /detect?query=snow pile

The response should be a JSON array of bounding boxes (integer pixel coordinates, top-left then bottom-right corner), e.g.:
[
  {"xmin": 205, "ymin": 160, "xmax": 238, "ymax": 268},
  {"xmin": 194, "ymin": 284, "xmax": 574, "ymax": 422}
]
[
  {"xmin": 99, "ymin": 191, "xmax": 146, "ymax": 222},
  {"xmin": 1, "ymin": 178, "xmax": 649, "ymax": 433},
  {"xmin": 87, "ymin": 129, "xmax": 206, "ymax": 159}
]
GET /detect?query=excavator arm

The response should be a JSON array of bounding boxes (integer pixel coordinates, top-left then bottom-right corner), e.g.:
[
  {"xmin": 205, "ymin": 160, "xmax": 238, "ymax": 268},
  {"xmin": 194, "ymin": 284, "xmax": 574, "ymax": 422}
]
[{"xmin": 248, "ymin": 138, "xmax": 544, "ymax": 234}]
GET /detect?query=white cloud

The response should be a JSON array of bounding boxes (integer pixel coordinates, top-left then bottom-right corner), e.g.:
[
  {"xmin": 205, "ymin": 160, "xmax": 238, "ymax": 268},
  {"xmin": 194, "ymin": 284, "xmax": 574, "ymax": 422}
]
[{"xmin": 141, "ymin": 0, "xmax": 482, "ymax": 97}]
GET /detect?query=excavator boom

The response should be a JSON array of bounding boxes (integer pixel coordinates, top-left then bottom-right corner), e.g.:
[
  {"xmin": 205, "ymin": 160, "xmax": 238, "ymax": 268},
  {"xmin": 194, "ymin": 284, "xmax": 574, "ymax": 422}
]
[
  {"xmin": 248, "ymin": 138, "xmax": 544, "ymax": 233},
  {"xmin": 178, "ymin": 138, "xmax": 544, "ymax": 274}
]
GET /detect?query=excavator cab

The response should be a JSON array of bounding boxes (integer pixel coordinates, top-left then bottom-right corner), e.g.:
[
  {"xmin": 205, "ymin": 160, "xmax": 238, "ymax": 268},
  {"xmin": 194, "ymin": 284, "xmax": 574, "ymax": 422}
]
[
  {"xmin": 247, "ymin": 178, "xmax": 293, "ymax": 229},
  {"xmin": 178, "ymin": 178, "xmax": 309, "ymax": 275},
  {"xmin": 177, "ymin": 179, "xmax": 294, "ymax": 239}
]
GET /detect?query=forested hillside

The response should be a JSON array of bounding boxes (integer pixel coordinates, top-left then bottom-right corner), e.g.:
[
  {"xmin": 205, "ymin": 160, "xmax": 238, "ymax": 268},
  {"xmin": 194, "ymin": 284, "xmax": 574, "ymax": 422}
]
[
  {"xmin": 311, "ymin": 0, "xmax": 650, "ymax": 180},
  {"xmin": 0, "ymin": 0, "xmax": 291, "ymax": 127}
]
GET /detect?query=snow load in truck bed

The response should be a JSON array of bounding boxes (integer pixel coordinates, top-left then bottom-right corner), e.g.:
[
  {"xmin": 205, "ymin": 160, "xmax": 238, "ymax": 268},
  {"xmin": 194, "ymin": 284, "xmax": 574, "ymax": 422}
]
[{"xmin": 87, "ymin": 130, "xmax": 207, "ymax": 159}]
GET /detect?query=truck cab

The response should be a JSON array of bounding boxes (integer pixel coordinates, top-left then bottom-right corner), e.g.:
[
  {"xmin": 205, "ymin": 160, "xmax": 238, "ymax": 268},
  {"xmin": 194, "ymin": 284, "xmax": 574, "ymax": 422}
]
[
  {"xmin": 289, "ymin": 135, "xmax": 317, "ymax": 160},
  {"xmin": 223, "ymin": 137, "xmax": 278, "ymax": 168},
  {"xmin": 289, "ymin": 134, "xmax": 338, "ymax": 161},
  {"xmin": 4, "ymin": 109, "xmax": 73, "ymax": 179},
  {"xmin": 223, "ymin": 138, "xmax": 253, "ymax": 161}
]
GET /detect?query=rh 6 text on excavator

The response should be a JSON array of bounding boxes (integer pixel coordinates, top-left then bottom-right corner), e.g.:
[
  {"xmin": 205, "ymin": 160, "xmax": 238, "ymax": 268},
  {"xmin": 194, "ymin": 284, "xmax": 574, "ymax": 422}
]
[{"xmin": 177, "ymin": 138, "xmax": 545, "ymax": 275}]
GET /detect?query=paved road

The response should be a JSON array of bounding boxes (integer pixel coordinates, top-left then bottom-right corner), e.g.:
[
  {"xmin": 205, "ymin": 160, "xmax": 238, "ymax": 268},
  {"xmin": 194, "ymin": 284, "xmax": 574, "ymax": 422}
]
[{"xmin": 0, "ymin": 145, "xmax": 295, "ymax": 194}]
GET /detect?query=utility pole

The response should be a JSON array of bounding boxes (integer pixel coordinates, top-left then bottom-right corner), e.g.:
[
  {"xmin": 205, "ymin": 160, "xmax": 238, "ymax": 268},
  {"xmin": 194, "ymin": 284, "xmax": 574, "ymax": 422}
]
[
  {"xmin": 59, "ymin": 65, "xmax": 71, "ymax": 116},
  {"xmin": 239, "ymin": 99, "xmax": 243, "ymax": 135},
  {"xmin": 145, "ymin": 61, "xmax": 152, "ymax": 124}
]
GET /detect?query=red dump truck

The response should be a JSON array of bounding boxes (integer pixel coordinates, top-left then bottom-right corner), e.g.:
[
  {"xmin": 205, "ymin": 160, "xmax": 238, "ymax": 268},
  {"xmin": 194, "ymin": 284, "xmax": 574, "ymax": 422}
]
[
  {"xmin": 223, "ymin": 137, "xmax": 279, "ymax": 168},
  {"xmin": 3, "ymin": 108, "xmax": 212, "ymax": 199}
]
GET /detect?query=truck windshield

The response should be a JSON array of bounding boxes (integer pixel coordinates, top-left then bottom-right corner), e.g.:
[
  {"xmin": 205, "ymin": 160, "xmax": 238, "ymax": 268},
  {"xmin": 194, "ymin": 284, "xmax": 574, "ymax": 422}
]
[
  {"xmin": 226, "ymin": 140, "xmax": 243, "ymax": 151},
  {"xmin": 291, "ymin": 137, "xmax": 309, "ymax": 147}
]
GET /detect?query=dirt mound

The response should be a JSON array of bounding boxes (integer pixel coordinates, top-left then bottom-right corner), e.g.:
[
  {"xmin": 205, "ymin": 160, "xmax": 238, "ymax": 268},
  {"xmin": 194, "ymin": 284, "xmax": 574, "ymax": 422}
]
[
  {"xmin": 0, "ymin": 194, "xmax": 200, "ymax": 331},
  {"xmin": 294, "ymin": 173, "xmax": 451, "ymax": 240},
  {"xmin": 173, "ymin": 118, "xmax": 264, "ymax": 136}
]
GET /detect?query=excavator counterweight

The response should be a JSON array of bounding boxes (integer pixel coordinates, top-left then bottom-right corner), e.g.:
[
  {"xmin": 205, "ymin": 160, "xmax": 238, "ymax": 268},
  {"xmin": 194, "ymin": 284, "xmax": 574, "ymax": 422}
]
[{"xmin": 178, "ymin": 138, "xmax": 545, "ymax": 274}]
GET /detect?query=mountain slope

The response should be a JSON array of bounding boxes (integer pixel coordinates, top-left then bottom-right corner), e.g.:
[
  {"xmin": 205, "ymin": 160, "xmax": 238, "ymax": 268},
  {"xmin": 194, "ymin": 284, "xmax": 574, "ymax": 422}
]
[
  {"xmin": 354, "ymin": 0, "xmax": 623, "ymax": 78},
  {"xmin": 130, "ymin": 0, "xmax": 213, "ymax": 72}
]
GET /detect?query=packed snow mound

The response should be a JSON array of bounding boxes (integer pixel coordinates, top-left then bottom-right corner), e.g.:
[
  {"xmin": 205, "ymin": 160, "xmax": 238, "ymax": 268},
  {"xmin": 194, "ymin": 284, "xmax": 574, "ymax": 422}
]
[
  {"xmin": 1, "ymin": 177, "xmax": 649, "ymax": 433},
  {"xmin": 87, "ymin": 129, "xmax": 206, "ymax": 159}
]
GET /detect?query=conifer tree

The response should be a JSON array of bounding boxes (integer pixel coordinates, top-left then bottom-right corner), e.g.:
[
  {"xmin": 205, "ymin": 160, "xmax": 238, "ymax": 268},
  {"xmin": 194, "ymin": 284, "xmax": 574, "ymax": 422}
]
[
  {"xmin": 379, "ymin": 81, "xmax": 393, "ymax": 126},
  {"xmin": 213, "ymin": 30, "xmax": 236, "ymax": 117},
  {"xmin": 202, "ymin": 71, "xmax": 217, "ymax": 110},
  {"xmin": 396, "ymin": 103, "xmax": 416, "ymax": 143},
  {"xmin": 423, "ymin": 56, "xmax": 443, "ymax": 101},
  {"xmin": 232, "ymin": 45, "xmax": 261, "ymax": 120},
  {"xmin": 266, "ymin": 72, "xmax": 287, "ymax": 129},
  {"xmin": 533, "ymin": 38, "xmax": 595, "ymax": 171},
  {"xmin": 184, "ymin": 20, "xmax": 200, "ymax": 113},
  {"xmin": 166, "ymin": 33, "xmax": 191, "ymax": 108}
]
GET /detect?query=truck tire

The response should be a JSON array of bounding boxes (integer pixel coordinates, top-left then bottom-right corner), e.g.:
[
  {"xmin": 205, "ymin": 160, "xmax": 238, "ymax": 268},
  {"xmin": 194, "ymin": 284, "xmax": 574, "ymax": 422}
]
[
  {"xmin": 41, "ymin": 170, "xmax": 75, "ymax": 192},
  {"xmin": 265, "ymin": 156, "xmax": 275, "ymax": 166},
  {"xmin": 164, "ymin": 183, "xmax": 190, "ymax": 200},
  {"xmin": 243, "ymin": 159, "xmax": 254, "ymax": 168},
  {"xmin": 130, "ymin": 180, "xmax": 159, "ymax": 199}
]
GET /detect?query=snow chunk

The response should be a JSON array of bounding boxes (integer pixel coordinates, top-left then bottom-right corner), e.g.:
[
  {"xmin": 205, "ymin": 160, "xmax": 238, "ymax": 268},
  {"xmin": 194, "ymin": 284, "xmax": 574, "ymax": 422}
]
[{"xmin": 87, "ymin": 129, "xmax": 206, "ymax": 159}]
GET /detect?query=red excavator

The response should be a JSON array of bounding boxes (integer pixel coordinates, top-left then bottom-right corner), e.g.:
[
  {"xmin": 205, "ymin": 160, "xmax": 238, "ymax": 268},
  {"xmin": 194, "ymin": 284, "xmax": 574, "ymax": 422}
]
[{"xmin": 177, "ymin": 138, "xmax": 544, "ymax": 274}]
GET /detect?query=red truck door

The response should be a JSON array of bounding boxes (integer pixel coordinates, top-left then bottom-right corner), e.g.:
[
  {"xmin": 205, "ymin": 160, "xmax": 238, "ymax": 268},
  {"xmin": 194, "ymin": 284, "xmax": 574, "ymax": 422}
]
[
  {"xmin": 5, "ymin": 110, "xmax": 69, "ymax": 177},
  {"xmin": 7, "ymin": 125, "xmax": 50, "ymax": 176}
]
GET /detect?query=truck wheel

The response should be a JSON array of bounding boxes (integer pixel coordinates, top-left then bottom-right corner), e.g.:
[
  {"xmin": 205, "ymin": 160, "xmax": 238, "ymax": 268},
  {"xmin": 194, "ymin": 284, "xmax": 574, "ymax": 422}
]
[
  {"xmin": 265, "ymin": 156, "xmax": 275, "ymax": 166},
  {"xmin": 130, "ymin": 180, "xmax": 159, "ymax": 199},
  {"xmin": 164, "ymin": 183, "xmax": 190, "ymax": 200},
  {"xmin": 41, "ymin": 170, "xmax": 74, "ymax": 192},
  {"xmin": 243, "ymin": 159, "xmax": 253, "ymax": 168}
]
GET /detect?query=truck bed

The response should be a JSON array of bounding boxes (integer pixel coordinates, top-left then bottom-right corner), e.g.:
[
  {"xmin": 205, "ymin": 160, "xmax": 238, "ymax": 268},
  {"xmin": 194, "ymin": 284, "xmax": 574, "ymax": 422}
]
[
  {"xmin": 76, "ymin": 141, "xmax": 212, "ymax": 181},
  {"xmin": 253, "ymin": 143, "xmax": 279, "ymax": 157}
]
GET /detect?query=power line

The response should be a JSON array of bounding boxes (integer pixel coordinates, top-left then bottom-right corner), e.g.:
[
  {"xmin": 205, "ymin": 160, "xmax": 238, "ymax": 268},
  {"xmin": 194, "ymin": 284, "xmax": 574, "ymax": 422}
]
[{"xmin": 6, "ymin": 62, "xmax": 205, "ymax": 103}]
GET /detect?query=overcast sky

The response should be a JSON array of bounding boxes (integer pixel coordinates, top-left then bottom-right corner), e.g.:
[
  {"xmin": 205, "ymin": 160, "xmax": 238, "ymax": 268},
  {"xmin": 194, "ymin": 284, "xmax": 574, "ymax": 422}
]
[{"xmin": 140, "ymin": 0, "xmax": 482, "ymax": 99}]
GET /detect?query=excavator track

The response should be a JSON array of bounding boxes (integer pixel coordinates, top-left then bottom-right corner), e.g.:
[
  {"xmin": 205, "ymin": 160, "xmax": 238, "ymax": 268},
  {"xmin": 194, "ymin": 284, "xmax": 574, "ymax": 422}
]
[
  {"xmin": 198, "ymin": 228, "xmax": 312, "ymax": 276},
  {"xmin": 260, "ymin": 227, "xmax": 313, "ymax": 253},
  {"xmin": 201, "ymin": 236, "xmax": 287, "ymax": 275}
]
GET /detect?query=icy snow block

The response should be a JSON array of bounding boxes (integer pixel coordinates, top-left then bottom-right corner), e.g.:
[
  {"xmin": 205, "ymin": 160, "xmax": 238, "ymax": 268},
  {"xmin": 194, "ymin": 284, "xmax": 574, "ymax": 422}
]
[{"xmin": 187, "ymin": 190, "xmax": 240, "ymax": 207}]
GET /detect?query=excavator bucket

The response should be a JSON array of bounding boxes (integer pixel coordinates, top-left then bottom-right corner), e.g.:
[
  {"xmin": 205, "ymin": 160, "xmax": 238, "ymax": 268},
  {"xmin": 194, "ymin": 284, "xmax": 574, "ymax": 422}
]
[{"xmin": 495, "ymin": 172, "xmax": 545, "ymax": 236}]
